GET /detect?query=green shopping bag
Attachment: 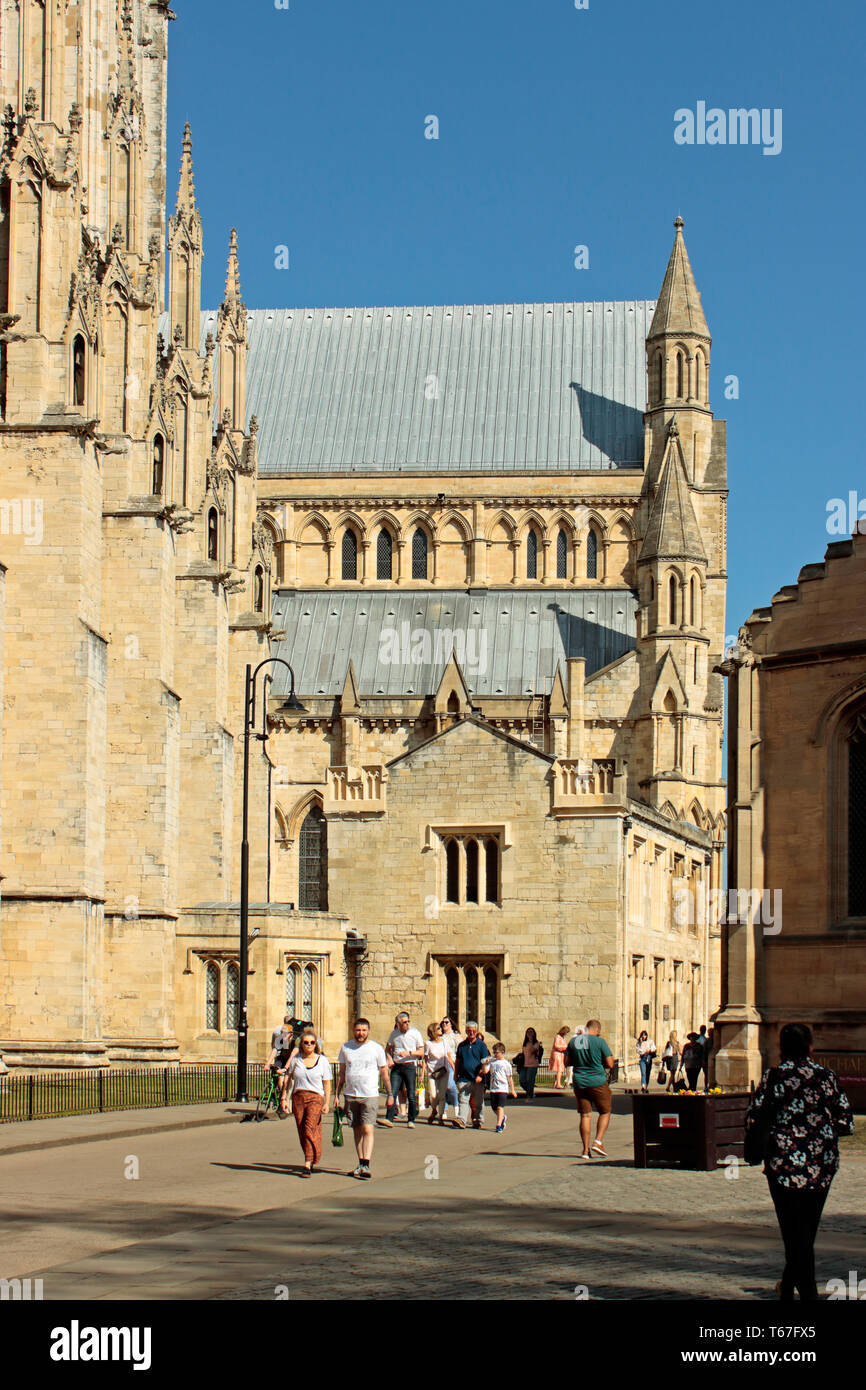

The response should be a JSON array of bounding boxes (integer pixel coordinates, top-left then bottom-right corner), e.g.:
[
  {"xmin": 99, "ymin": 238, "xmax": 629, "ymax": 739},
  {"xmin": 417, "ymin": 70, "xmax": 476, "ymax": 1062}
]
[{"xmin": 331, "ymin": 1105, "xmax": 344, "ymax": 1147}]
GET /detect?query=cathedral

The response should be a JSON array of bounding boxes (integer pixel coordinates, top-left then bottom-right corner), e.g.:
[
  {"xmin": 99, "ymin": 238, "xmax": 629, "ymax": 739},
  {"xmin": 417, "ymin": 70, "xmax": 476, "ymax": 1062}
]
[{"xmin": 0, "ymin": 1, "xmax": 727, "ymax": 1071}]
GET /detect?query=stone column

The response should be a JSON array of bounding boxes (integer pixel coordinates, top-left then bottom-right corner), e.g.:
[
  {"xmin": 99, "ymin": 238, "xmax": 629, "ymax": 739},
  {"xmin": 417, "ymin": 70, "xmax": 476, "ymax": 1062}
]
[{"xmin": 566, "ymin": 657, "xmax": 585, "ymax": 759}]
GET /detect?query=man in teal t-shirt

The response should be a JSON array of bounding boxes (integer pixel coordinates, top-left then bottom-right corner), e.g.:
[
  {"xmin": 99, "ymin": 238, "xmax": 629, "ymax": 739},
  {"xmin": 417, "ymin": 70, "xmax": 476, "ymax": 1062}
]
[{"xmin": 565, "ymin": 1020, "xmax": 616, "ymax": 1159}]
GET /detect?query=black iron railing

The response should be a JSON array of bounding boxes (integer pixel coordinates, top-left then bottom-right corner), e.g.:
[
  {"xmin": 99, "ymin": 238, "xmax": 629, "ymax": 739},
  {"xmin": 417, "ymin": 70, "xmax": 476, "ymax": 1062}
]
[{"xmin": 0, "ymin": 1063, "xmax": 270, "ymax": 1125}]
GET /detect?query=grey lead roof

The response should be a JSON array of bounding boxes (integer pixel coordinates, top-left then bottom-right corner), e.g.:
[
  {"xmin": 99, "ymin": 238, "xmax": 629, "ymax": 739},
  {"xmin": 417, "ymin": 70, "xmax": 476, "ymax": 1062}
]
[
  {"xmin": 268, "ymin": 588, "xmax": 637, "ymax": 699},
  {"xmin": 199, "ymin": 301, "xmax": 654, "ymax": 475}
]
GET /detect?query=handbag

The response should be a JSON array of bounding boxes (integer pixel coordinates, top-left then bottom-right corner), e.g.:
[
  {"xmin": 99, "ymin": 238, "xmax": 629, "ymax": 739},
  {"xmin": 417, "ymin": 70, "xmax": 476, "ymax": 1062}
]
[
  {"xmin": 744, "ymin": 1068, "xmax": 781, "ymax": 1165},
  {"xmin": 331, "ymin": 1105, "xmax": 345, "ymax": 1148},
  {"xmin": 656, "ymin": 1067, "xmax": 666, "ymax": 1085}
]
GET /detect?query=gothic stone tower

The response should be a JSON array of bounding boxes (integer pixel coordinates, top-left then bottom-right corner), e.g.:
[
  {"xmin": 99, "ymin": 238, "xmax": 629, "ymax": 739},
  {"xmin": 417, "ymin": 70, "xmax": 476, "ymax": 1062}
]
[{"xmin": 0, "ymin": 1, "xmax": 266, "ymax": 1068}]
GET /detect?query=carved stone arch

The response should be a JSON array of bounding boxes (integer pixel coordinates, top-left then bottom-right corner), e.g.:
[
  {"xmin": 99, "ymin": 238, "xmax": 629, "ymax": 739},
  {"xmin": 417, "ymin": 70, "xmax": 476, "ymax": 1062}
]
[
  {"xmin": 274, "ymin": 804, "xmax": 290, "ymax": 845},
  {"xmin": 688, "ymin": 798, "xmax": 705, "ymax": 829},
  {"xmin": 580, "ymin": 509, "xmax": 607, "ymax": 541},
  {"xmin": 334, "ymin": 510, "xmax": 368, "ymax": 542},
  {"xmin": 400, "ymin": 510, "xmax": 435, "ymax": 545},
  {"xmin": 295, "ymin": 510, "xmax": 331, "ymax": 543},
  {"xmin": 660, "ymin": 801, "xmax": 678, "ymax": 822},
  {"xmin": 287, "ymin": 789, "xmax": 325, "ymax": 845},
  {"xmin": 607, "ymin": 510, "xmax": 635, "ymax": 542},
  {"xmin": 435, "ymin": 509, "xmax": 472, "ymax": 543},
  {"xmin": 485, "ymin": 510, "xmax": 516, "ymax": 542},
  {"xmin": 814, "ymin": 671, "xmax": 866, "ymax": 748},
  {"xmin": 368, "ymin": 509, "xmax": 401, "ymax": 541},
  {"xmin": 546, "ymin": 511, "xmax": 576, "ymax": 545},
  {"xmin": 517, "ymin": 509, "xmax": 546, "ymax": 541}
]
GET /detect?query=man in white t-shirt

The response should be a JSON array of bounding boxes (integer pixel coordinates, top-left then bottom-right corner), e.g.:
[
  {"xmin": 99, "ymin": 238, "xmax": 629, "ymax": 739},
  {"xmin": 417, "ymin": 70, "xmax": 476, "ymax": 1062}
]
[
  {"xmin": 380, "ymin": 1011, "xmax": 425, "ymax": 1128},
  {"xmin": 336, "ymin": 1018, "xmax": 390, "ymax": 1180}
]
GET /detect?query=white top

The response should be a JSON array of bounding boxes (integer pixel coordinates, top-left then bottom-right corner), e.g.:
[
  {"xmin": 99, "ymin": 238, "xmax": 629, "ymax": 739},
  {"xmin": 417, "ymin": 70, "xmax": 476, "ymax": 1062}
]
[
  {"xmin": 338, "ymin": 1039, "xmax": 388, "ymax": 1098},
  {"xmin": 288, "ymin": 1054, "xmax": 332, "ymax": 1096},
  {"xmin": 637, "ymin": 1038, "xmax": 656, "ymax": 1056},
  {"xmin": 387, "ymin": 1026, "xmax": 425, "ymax": 1060},
  {"xmin": 424, "ymin": 1039, "xmax": 450, "ymax": 1073},
  {"xmin": 488, "ymin": 1058, "xmax": 513, "ymax": 1093},
  {"xmin": 442, "ymin": 1031, "xmax": 460, "ymax": 1059}
]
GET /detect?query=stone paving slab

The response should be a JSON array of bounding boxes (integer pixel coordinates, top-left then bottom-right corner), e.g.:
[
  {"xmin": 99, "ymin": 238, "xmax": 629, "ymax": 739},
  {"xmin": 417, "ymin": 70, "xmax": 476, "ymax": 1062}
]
[
  {"xmin": 0, "ymin": 1102, "xmax": 251, "ymax": 1156},
  {"xmin": 4, "ymin": 1092, "xmax": 864, "ymax": 1301}
]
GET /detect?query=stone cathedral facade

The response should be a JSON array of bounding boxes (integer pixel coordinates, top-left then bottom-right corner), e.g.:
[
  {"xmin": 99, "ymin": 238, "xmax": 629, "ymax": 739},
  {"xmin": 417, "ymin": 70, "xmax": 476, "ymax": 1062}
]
[{"xmin": 0, "ymin": 2, "xmax": 726, "ymax": 1071}]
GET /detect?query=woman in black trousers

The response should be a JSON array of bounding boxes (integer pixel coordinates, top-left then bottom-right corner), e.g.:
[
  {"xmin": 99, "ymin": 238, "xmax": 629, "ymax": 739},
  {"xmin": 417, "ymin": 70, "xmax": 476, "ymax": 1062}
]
[{"xmin": 746, "ymin": 1022, "xmax": 853, "ymax": 1301}]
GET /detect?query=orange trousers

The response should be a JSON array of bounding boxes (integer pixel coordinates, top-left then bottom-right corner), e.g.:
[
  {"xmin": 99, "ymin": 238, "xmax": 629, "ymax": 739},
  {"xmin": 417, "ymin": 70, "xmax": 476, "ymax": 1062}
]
[{"xmin": 292, "ymin": 1089, "xmax": 324, "ymax": 1165}]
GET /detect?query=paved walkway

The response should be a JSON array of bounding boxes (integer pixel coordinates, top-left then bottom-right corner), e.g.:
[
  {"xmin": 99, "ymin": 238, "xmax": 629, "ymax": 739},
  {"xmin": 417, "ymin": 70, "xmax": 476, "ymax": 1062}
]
[{"xmin": 2, "ymin": 1093, "xmax": 864, "ymax": 1300}]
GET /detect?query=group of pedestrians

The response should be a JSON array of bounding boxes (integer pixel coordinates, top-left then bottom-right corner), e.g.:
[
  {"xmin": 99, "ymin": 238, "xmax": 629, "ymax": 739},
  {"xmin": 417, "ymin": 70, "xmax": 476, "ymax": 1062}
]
[{"xmin": 635, "ymin": 1024, "xmax": 712, "ymax": 1092}]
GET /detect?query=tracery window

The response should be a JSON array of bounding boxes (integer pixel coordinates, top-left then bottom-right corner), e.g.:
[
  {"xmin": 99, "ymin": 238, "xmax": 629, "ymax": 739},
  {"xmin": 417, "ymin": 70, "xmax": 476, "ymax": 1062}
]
[
  {"xmin": 526, "ymin": 528, "xmax": 539, "ymax": 579},
  {"xmin": 341, "ymin": 529, "xmax": 358, "ymax": 580},
  {"xmin": 556, "ymin": 528, "xmax": 568, "ymax": 579},
  {"xmin": 205, "ymin": 961, "xmax": 219, "ymax": 1031},
  {"xmin": 586, "ymin": 528, "xmax": 598, "ymax": 579},
  {"xmin": 441, "ymin": 833, "xmax": 501, "ymax": 906},
  {"xmin": 435, "ymin": 955, "xmax": 503, "ymax": 1035},
  {"xmin": 299, "ymin": 804, "xmax": 328, "ymax": 910},
  {"xmin": 225, "ymin": 961, "xmax": 240, "ymax": 1031},
  {"xmin": 412, "ymin": 527, "xmax": 428, "ymax": 579},
  {"xmin": 377, "ymin": 528, "xmax": 393, "ymax": 580}
]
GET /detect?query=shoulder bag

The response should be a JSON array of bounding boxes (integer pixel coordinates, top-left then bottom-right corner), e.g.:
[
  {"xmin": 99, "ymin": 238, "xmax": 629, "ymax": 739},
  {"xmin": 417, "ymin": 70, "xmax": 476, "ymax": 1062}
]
[{"xmin": 744, "ymin": 1067, "xmax": 781, "ymax": 1166}]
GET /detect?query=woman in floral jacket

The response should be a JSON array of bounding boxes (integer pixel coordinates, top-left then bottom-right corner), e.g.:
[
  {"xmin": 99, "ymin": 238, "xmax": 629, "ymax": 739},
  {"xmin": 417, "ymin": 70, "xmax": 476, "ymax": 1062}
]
[{"xmin": 745, "ymin": 1022, "xmax": 853, "ymax": 1301}]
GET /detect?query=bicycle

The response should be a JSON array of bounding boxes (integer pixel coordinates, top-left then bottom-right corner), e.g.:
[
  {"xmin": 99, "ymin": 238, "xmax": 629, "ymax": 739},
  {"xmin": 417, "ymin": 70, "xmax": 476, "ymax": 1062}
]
[{"xmin": 254, "ymin": 1067, "xmax": 286, "ymax": 1121}]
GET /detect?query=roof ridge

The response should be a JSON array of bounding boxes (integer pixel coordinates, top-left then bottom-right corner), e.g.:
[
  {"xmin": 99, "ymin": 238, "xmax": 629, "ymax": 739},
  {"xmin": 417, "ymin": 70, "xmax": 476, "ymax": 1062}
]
[{"xmin": 203, "ymin": 299, "xmax": 658, "ymax": 316}]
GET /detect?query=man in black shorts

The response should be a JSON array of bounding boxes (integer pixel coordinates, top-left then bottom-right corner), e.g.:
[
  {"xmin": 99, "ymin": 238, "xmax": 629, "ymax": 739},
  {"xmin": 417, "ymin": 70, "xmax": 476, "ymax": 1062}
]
[{"xmin": 266, "ymin": 1015, "xmax": 296, "ymax": 1117}]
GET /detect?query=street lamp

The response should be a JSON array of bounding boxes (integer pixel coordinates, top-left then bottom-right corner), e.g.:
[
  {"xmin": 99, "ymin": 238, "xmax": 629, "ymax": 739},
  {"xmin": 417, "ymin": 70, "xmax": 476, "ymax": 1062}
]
[{"xmin": 236, "ymin": 657, "xmax": 302, "ymax": 1102}]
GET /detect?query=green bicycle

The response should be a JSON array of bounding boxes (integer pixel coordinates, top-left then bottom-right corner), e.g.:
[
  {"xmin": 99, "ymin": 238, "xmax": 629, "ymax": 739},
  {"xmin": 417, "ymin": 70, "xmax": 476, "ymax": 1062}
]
[{"xmin": 254, "ymin": 1067, "xmax": 285, "ymax": 1121}]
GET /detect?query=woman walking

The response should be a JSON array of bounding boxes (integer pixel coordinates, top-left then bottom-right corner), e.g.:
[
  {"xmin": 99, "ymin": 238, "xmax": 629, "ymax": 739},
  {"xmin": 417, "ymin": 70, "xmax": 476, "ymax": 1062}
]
[
  {"xmin": 424, "ymin": 1021, "xmax": 453, "ymax": 1123},
  {"xmin": 518, "ymin": 1027, "xmax": 543, "ymax": 1101},
  {"xmin": 662, "ymin": 1031, "xmax": 680, "ymax": 1092},
  {"xmin": 439, "ymin": 1017, "xmax": 462, "ymax": 1122},
  {"xmin": 636, "ymin": 1030, "xmax": 656, "ymax": 1093},
  {"xmin": 681, "ymin": 1033, "xmax": 703, "ymax": 1091},
  {"xmin": 550, "ymin": 1026, "xmax": 570, "ymax": 1089},
  {"xmin": 746, "ymin": 1022, "xmax": 853, "ymax": 1301},
  {"xmin": 286, "ymin": 1029, "xmax": 332, "ymax": 1176}
]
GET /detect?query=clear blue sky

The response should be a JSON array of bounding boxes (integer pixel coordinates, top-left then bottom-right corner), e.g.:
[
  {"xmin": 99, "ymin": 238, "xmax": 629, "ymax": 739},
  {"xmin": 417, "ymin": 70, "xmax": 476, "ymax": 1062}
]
[{"xmin": 169, "ymin": 0, "xmax": 865, "ymax": 638}]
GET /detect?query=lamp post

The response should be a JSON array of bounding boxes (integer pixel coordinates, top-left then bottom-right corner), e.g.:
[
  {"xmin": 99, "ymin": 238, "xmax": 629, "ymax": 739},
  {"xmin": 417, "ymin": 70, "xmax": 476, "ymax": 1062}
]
[{"xmin": 236, "ymin": 657, "xmax": 300, "ymax": 1103}]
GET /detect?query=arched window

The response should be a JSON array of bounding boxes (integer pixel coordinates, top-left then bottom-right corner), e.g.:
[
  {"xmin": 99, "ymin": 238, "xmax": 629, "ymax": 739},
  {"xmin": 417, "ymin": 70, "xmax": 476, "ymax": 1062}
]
[
  {"xmin": 690, "ymin": 576, "xmax": 697, "ymax": 626},
  {"xmin": 465, "ymin": 964, "xmax": 478, "ymax": 1021},
  {"xmin": 303, "ymin": 964, "xmax": 314, "ymax": 1019},
  {"xmin": 447, "ymin": 690, "xmax": 460, "ymax": 717},
  {"xmin": 151, "ymin": 435, "xmax": 164, "ymax": 495},
  {"xmin": 848, "ymin": 714, "xmax": 866, "ymax": 917},
  {"xmin": 485, "ymin": 837, "xmax": 499, "ymax": 904},
  {"xmin": 556, "ymin": 528, "xmax": 568, "ymax": 579},
  {"xmin": 445, "ymin": 838, "xmax": 459, "ymax": 903},
  {"xmin": 526, "ymin": 528, "xmax": 539, "ymax": 579},
  {"xmin": 586, "ymin": 528, "xmax": 598, "ymax": 579},
  {"xmin": 286, "ymin": 964, "xmax": 299, "ymax": 1017},
  {"xmin": 254, "ymin": 565, "xmax": 265, "ymax": 613},
  {"xmin": 412, "ymin": 527, "xmax": 428, "ymax": 580},
  {"xmin": 694, "ymin": 352, "xmax": 703, "ymax": 402},
  {"xmin": 465, "ymin": 839, "xmax": 479, "ymax": 903},
  {"xmin": 484, "ymin": 966, "xmax": 498, "ymax": 1034},
  {"xmin": 649, "ymin": 575, "xmax": 655, "ymax": 603},
  {"xmin": 72, "ymin": 335, "xmax": 86, "ymax": 408},
  {"xmin": 225, "ymin": 962, "xmax": 239, "ymax": 1031},
  {"xmin": 669, "ymin": 574, "xmax": 678, "ymax": 626},
  {"xmin": 376, "ymin": 528, "xmax": 393, "ymax": 580},
  {"xmin": 341, "ymin": 528, "xmax": 358, "ymax": 580},
  {"xmin": 676, "ymin": 351, "xmax": 685, "ymax": 398},
  {"xmin": 445, "ymin": 966, "xmax": 459, "ymax": 1026},
  {"xmin": 694, "ymin": 646, "xmax": 699, "ymax": 683},
  {"xmin": 299, "ymin": 804, "xmax": 328, "ymax": 910},
  {"xmin": 205, "ymin": 961, "xmax": 219, "ymax": 1031},
  {"xmin": 207, "ymin": 508, "xmax": 219, "ymax": 562},
  {"xmin": 655, "ymin": 350, "xmax": 664, "ymax": 402}
]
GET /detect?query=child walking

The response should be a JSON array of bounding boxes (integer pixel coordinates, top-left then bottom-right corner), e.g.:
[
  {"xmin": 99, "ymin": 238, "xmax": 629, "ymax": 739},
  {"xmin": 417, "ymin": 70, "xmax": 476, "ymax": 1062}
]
[{"xmin": 487, "ymin": 1043, "xmax": 518, "ymax": 1133}]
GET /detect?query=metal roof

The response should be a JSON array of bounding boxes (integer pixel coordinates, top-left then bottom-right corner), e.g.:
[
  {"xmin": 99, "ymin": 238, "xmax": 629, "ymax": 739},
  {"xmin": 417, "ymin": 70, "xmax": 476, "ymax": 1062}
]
[
  {"xmin": 199, "ymin": 301, "xmax": 654, "ymax": 475},
  {"xmin": 268, "ymin": 588, "xmax": 637, "ymax": 699}
]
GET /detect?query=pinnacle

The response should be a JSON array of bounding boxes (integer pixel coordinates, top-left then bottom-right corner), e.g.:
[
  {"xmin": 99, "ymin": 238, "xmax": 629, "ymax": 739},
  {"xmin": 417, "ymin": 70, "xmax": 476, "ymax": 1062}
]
[
  {"xmin": 649, "ymin": 217, "xmax": 710, "ymax": 341},
  {"xmin": 224, "ymin": 228, "xmax": 243, "ymax": 308},
  {"xmin": 176, "ymin": 123, "xmax": 196, "ymax": 211}
]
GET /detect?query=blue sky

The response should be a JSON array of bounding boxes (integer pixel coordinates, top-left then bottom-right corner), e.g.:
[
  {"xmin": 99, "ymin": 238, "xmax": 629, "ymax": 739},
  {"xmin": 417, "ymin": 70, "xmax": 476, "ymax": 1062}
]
[{"xmin": 169, "ymin": 0, "xmax": 865, "ymax": 637}]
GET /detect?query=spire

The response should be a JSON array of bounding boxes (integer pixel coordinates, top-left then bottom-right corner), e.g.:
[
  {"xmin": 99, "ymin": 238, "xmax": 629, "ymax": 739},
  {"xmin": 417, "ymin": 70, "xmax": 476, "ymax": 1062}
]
[
  {"xmin": 176, "ymin": 123, "xmax": 196, "ymax": 212},
  {"xmin": 639, "ymin": 424, "xmax": 707, "ymax": 565},
  {"xmin": 224, "ymin": 228, "xmax": 243, "ymax": 311},
  {"xmin": 648, "ymin": 217, "xmax": 710, "ymax": 341}
]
